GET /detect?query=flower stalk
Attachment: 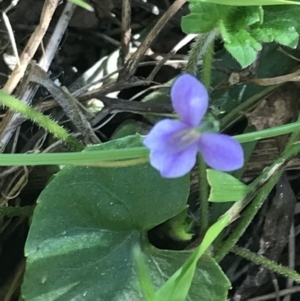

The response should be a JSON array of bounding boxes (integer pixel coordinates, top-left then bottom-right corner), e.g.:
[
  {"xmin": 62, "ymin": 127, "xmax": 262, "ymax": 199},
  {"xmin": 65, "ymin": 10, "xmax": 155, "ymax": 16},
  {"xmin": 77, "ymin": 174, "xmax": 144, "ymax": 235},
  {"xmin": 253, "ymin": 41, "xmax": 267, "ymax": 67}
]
[
  {"xmin": 232, "ymin": 245, "xmax": 300, "ymax": 283},
  {"xmin": 199, "ymin": 38, "xmax": 215, "ymax": 234}
]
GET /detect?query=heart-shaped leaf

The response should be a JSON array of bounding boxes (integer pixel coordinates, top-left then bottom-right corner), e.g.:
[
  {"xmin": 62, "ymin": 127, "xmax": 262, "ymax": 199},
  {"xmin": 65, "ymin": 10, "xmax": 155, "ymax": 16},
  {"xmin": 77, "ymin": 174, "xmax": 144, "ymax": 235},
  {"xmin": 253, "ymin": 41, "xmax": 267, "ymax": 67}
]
[{"xmin": 22, "ymin": 135, "xmax": 230, "ymax": 301}]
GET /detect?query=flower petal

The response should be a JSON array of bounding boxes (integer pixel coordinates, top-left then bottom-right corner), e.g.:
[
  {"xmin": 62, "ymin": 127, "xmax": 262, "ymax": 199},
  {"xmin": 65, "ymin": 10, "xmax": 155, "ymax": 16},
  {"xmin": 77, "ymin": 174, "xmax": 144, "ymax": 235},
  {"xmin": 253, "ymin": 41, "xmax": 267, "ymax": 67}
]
[
  {"xmin": 143, "ymin": 119, "xmax": 190, "ymax": 153},
  {"xmin": 171, "ymin": 74, "xmax": 209, "ymax": 127},
  {"xmin": 149, "ymin": 144, "xmax": 198, "ymax": 178},
  {"xmin": 197, "ymin": 133, "xmax": 244, "ymax": 171}
]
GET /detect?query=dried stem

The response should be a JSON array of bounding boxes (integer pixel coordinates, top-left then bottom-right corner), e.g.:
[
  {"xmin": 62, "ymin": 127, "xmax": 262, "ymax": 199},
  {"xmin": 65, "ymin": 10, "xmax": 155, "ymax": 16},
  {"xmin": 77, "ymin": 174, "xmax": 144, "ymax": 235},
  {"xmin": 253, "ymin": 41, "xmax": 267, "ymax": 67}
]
[
  {"xmin": 119, "ymin": 0, "xmax": 186, "ymax": 80},
  {"xmin": 121, "ymin": 0, "xmax": 132, "ymax": 64},
  {"xmin": 2, "ymin": 0, "xmax": 59, "ymax": 94}
]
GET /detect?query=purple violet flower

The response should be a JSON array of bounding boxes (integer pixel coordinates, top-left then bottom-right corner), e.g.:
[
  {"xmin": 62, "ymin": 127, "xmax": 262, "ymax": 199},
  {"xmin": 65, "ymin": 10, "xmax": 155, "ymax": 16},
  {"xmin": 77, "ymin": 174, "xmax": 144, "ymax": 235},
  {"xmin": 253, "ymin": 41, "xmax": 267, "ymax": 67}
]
[{"xmin": 143, "ymin": 74, "xmax": 244, "ymax": 178}]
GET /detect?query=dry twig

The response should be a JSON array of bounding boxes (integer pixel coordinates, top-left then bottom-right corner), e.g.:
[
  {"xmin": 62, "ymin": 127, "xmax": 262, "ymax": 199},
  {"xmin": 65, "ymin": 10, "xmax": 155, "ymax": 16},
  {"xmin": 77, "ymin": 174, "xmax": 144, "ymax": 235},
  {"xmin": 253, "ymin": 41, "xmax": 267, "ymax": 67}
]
[
  {"xmin": 2, "ymin": 0, "xmax": 59, "ymax": 94},
  {"xmin": 119, "ymin": 0, "xmax": 186, "ymax": 80},
  {"xmin": 0, "ymin": 1, "xmax": 76, "ymax": 150},
  {"xmin": 121, "ymin": 0, "xmax": 131, "ymax": 64}
]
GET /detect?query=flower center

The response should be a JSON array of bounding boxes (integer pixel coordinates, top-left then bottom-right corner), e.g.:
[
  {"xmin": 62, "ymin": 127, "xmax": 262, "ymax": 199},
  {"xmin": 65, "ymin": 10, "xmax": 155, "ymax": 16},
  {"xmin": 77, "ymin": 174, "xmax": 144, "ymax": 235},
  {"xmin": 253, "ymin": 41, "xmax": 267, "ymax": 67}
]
[{"xmin": 169, "ymin": 128, "xmax": 200, "ymax": 153}]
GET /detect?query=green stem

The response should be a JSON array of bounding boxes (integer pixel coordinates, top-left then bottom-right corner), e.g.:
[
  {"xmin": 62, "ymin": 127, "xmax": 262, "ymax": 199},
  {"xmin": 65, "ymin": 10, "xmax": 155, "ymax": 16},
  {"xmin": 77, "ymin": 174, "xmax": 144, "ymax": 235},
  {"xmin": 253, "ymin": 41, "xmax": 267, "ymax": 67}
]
[
  {"xmin": 199, "ymin": 38, "xmax": 215, "ymax": 234},
  {"xmin": 215, "ymin": 133, "xmax": 300, "ymax": 262},
  {"xmin": 0, "ymin": 112, "xmax": 300, "ymax": 167},
  {"xmin": 285, "ymin": 114, "xmax": 300, "ymax": 150},
  {"xmin": 0, "ymin": 90, "xmax": 84, "ymax": 151},
  {"xmin": 198, "ymin": 155, "xmax": 209, "ymax": 233},
  {"xmin": 232, "ymin": 245, "xmax": 300, "ymax": 283},
  {"xmin": 0, "ymin": 147, "xmax": 149, "ymax": 166},
  {"xmin": 0, "ymin": 205, "xmax": 34, "ymax": 217},
  {"xmin": 0, "ymin": 114, "xmax": 300, "ymax": 166},
  {"xmin": 235, "ymin": 121, "xmax": 300, "ymax": 143},
  {"xmin": 220, "ymin": 84, "xmax": 282, "ymax": 131},
  {"xmin": 201, "ymin": 38, "xmax": 214, "ymax": 88},
  {"xmin": 214, "ymin": 170, "xmax": 283, "ymax": 262},
  {"xmin": 185, "ymin": 30, "xmax": 218, "ymax": 75}
]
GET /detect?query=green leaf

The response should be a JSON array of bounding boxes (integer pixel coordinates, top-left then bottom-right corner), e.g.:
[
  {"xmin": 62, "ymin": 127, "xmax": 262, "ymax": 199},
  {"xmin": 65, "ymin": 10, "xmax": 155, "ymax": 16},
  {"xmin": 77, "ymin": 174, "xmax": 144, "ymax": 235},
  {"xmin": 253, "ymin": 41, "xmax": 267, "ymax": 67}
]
[
  {"xmin": 182, "ymin": 4, "xmax": 263, "ymax": 67},
  {"xmin": 222, "ymin": 5, "xmax": 300, "ymax": 66},
  {"xmin": 188, "ymin": 0, "xmax": 300, "ymax": 6},
  {"xmin": 224, "ymin": 29, "xmax": 262, "ymax": 68},
  {"xmin": 182, "ymin": 3, "xmax": 232, "ymax": 33},
  {"xmin": 251, "ymin": 6, "xmax": 300, "ymax": 47},
  {"xmin": 207, "ymin": 169, "xmax": 250, "ymax": 202},
  {"xmin": 254, "ymin": 25, "xmax": 299, "ymax": 48},
  {"xmin": 156, "ymin": 214, "xmax": 231, "ymax": 301},
  {"xmin": 141, "ymin": 85, "xmax": 173, "ymax": 124},
  {"xmin": 67, "ymin": 0, "xmax": 94, "ymax": 11},
  {"xmin": 183, "ymin": 2, "xmax": 300, "ymax": 68},
  {"xmin": 155, "ymin": 252, "xmax": 230, "ymax": 301},
  {"xmin": 134, "ymin": 246, "xmax": 156, "ymax": 301},
  {"xmin": 111, "ymin": 120, "xmax": 149, "ymax": 140},
  {"xmin": 226, "ymin": 7, "xmax": 261, "ymax": 31},
  {"xmin": 22, "ymin": 135, "xmax": 229, "ymax": 301}
]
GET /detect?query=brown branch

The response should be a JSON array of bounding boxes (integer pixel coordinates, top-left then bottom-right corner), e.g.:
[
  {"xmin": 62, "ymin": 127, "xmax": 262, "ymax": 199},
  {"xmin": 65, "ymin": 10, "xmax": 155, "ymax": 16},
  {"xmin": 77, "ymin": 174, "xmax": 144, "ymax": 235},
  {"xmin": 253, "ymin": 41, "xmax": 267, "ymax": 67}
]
[
  {"xmin": 119, "ymin": 0, "xmax": 186, "ymax": 80},
  {"xmin": 2, "ymin": 0, "xmax": 60, "ymax": 94},
  {"xmin": 121, "ymin": 0, "xmax": 132, "ymax": 64}
]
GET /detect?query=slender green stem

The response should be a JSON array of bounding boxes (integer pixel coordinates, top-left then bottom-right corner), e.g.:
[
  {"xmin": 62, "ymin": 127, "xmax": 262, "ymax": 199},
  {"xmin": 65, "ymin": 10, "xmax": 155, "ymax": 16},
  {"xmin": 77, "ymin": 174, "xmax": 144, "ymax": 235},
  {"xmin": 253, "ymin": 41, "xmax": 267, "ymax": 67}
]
[
  {"xmin": 0, "ymin": 205, "xmax": 34, "ymax": 217},
  {"xmin": 0, "ymin": 111, "xmax": 300, "ymax": 167},
  {"xmin": 215, "ymin": 132, "xmax": 300, "ymax": 262},
  {"xmin": 156, "ymin": 213, "xmax": 231, "ymax": 301},
  {"xmin": 198, "ymin": 38, "xmax": 215, "ymax": 234},
  {"xmin": 214, "ymin": 170, "xmax": 283, "ymax": 262},
  {"xmin": 220, "ymin": 85, "xmax": 282, "ymax": 130},
  {"xmin": 285, "ymin": 114, "xmax": 300, "ymax": 150},
  {"xmin": 0, "ymin": 90, "xmax": 84, "ymax": 151},
  {"xmin": 232, "ymin": 246, "xmax": 300, "ymax": 283},
  {"xmin": 201, "ymin": 38, "xmax": 214, "ymax": 88},
  {"xmin": 235, "ymin": 121, "xmax": 300, "ymax": 143},
  {"xmin": 0, "ymin": 114, "xmax": 300, "ymax": 166},
  {"xmin": 185, "ymin": 30, "xmax": 218, "ymax": 75},
  {"xmin": 198, "ymin": 155, "xmax": 209, "ymax": 233},
  {"xmin": 0, "ymin": 147, "xmax": 149, "ymax": 166}
]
